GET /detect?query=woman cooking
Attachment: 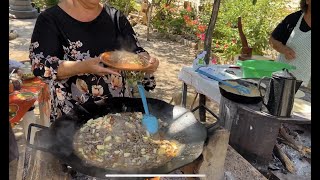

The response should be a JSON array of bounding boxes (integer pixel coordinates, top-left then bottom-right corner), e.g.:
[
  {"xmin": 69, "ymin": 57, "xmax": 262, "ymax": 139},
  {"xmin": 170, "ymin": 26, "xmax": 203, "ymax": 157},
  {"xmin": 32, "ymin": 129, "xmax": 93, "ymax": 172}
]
[
  {"xmin": 29, "ymin": 0, "xmax": 159, "ymax": 122},
  {"xmin": 269, "ymin": 0, "xmax": 311, "ymax": 87}
]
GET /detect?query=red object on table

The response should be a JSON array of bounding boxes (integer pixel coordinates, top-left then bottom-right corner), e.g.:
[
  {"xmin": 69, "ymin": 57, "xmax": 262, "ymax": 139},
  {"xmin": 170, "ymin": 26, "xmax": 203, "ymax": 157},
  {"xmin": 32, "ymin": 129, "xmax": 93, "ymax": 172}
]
[{"xmin": 9, "ymin": 77, "xmax": 50, "ymax": 124}]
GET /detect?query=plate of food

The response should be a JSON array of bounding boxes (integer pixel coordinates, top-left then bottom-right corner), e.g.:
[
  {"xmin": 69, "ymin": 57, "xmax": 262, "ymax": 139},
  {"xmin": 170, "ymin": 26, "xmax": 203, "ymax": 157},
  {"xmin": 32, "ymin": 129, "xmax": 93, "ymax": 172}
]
[
  {"xmin": 17, "ymin": 92, "xmax": 36, "ymax": 101},
  {"xmin": 100, "ymin": 50, "xmax": 152, "ymax": 71}
]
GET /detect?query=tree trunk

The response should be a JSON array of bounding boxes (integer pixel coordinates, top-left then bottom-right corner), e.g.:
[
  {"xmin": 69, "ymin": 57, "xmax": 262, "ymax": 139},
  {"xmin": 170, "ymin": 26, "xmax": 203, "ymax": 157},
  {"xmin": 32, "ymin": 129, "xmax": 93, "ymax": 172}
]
[
  {"xmin": 203, "ymin": 0, "xmax": 221, "ymax": 64},
  {"xmin": 146, "ymin": 0, "xmax": 155, "ymax": 41},
  {"xmin": 124, "ymin": 3, "xmax": 130, "ymax": 16}
]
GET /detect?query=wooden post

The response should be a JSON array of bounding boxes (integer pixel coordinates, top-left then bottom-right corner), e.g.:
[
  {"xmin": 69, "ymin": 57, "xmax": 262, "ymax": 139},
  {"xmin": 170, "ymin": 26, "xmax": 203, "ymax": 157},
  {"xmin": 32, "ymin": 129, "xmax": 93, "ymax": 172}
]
[
  {"xmin": 199, "ymin": 94, "xmax": 206, "ymax": 122},
  {"xmin": 182, "ymin": 83, "xmax": 188, "ymax": 107},
  {"xmin": 146, "ymin": 0, "xmax": 155, "ymax": 41},
  {"xmin": 203, "ymin": 0, "xmax": 221, "ymax": 64},
  {"xmin": 198, "ymin": 128, "xmax": 230, "ymax": 180}
]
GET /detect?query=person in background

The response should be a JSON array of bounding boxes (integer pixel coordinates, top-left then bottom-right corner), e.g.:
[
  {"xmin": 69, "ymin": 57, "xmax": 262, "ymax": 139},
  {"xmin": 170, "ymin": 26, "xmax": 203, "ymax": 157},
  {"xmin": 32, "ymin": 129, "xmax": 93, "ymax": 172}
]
[
  {"xmin": 269, "ymin": 0, "xmax": 311, "ymax": 87},
  {"xmin": 29, "ymin": 0, "xmax": 159, "ymax": 122}
]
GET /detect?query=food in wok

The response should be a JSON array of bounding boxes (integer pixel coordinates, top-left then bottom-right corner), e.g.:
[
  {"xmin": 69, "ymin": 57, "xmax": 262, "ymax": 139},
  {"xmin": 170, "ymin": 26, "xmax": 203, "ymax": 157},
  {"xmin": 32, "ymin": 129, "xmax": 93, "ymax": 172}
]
[
  {"xmin": 100, "ymin": 50, "xmax": 150, "ymax": 71},
  {"xmin": 73, "ymin": 112, "xmax": 179, "ymax": 170}
]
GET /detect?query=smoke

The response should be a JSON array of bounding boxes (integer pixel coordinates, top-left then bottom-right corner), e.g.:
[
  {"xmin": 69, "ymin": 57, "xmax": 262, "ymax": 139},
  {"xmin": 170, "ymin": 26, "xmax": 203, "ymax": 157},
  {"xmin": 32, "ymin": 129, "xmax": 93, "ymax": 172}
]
[{"xmin": 116, "ymin": 34, "xmax": 140, "ymax": 54}]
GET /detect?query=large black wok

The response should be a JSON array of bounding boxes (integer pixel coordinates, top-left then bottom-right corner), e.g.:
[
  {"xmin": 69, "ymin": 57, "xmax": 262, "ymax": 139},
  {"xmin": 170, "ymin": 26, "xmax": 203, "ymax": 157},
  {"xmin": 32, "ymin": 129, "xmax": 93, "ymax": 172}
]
[{"xmin": 27, "ymin": 97, "xmax": 208, "ymax": 178}]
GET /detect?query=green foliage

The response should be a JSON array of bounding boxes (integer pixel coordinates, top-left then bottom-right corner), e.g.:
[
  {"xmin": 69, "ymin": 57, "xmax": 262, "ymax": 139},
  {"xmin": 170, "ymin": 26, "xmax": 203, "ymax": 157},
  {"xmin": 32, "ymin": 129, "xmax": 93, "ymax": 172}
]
[
  {"xmin": 152, "ymin": 3, "xmax": 206, "ymax": 41},
  {"xmin": 206, "ymin": 0, "xmax": 291, "ymax": 62},
  {"xmin": 32, "ymin": 0, "xmax": 58, "ymax": 9},
  {"xmin": 32, "ymin": 0, "xmax": 139, "ymax": 14},
  {"xmin": 152, "ymin": 0, "xmax": 292, "ymax": 63},
  {"xmin": 105, "ymin": 0, "xmax": 137, "ymax": 15},
  {"xmin": 45, "ymin": 0, "xmax": 59, "ymax": 7},
  {"xmin": 152, "ymin": 4, "xmax": 179, "ymax": 33},
  {"xmin": 252, "ymin": 0, "xmax": 257, "ymax": 5}
]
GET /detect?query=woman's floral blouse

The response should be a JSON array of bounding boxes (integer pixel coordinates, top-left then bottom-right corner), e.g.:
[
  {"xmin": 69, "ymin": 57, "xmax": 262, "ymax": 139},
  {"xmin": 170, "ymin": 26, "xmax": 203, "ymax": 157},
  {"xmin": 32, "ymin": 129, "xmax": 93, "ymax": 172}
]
[{"xmin": 29, "ymin": 5, "xmax": 156, "ymax": 122}]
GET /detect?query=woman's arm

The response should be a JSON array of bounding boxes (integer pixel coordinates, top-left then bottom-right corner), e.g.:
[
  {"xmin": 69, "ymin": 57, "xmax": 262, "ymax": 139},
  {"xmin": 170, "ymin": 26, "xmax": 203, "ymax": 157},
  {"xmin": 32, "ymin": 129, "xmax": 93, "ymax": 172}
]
[
  {"xmin": 56, "ymin": 58, "xmax": 120, "ymax": 80},
  {"xmin": 30, "ymin": 13, "xmax": 120, "ymax": 81},
  {"xmin": 29, "ymin": 13, "xmax": 63, "ymax": 82},
  {"xmin": 269, "ymin": 11, "xmax": 303, "ymax": 60},
  {"xmin": 269, "ymin": 36, "xmax": 296, "ymax": 60}
]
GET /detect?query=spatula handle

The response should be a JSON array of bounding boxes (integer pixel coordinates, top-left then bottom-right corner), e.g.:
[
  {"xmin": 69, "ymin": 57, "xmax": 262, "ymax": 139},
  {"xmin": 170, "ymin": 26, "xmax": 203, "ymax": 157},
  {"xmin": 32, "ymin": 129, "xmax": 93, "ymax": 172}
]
[{"xmin": 137, "ymin": 84, "xmax": 150, "ymax": 115}]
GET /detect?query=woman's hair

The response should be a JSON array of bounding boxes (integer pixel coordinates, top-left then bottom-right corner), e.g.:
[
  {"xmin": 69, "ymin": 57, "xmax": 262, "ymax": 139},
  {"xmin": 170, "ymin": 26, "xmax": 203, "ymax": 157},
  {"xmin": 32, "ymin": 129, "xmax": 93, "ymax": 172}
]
[{"xmin": 300, "ymin": 0, "xmax": 308, "ymax": 12}]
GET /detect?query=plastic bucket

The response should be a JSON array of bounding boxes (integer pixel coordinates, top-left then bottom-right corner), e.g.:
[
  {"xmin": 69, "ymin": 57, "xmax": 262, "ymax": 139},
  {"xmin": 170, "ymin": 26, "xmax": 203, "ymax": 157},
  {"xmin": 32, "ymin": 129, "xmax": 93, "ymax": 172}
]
[{"xmin": 237, "ymin": 60, "xmax": 296, "ymax": 78}]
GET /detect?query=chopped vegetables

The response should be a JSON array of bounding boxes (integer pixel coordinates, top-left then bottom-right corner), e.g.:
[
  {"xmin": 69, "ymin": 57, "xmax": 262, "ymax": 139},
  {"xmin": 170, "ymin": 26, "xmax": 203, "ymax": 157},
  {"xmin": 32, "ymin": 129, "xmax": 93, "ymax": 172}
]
[{"xmin": 73, "ymin": 112, "xmax": 178, "ymax": 170}]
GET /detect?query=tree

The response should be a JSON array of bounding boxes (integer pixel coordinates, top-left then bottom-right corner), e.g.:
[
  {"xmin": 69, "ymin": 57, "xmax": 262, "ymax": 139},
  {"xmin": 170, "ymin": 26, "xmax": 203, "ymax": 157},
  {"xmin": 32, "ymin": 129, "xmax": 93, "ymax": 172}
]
[
  {"xmin": 146, "ymin": 0, "xmax": 155, "ymax": 41},
  {"xmin": 203, "ymin": 0, "xmax": 258, "ymax": 64},
  {"xmin": 203, "ymin": 0, "xmax": 221, "ymax": 64}
]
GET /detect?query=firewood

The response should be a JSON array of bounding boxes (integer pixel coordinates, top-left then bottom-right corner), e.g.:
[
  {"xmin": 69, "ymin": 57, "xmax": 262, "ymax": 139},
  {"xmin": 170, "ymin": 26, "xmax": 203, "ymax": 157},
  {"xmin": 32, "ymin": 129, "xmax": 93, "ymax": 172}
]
[
  {"xmin": 274, "ymin": 144, "xmax": 296, "ymax": 173},
  {"xmin": 279, "ymin": 126, "xmax": 311, "ymax": 158},
  {"xmin": 180, "ymin": 155, "xmax": 203, "ymax": 180},
  {"xmin": 277, "ymin": 137, "xmax": 311, "ymax": 159}
]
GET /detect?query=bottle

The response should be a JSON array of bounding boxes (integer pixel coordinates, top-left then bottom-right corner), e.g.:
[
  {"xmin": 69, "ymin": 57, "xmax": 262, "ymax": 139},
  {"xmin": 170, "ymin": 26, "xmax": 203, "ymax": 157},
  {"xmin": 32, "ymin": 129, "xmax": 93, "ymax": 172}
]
[
  {"xmin": 21, "ymin": 62, "xmax": 34, "ymax": 80},
  {"xmin": 192, "ymin": 51, "xmax": 207, "ymax": 70},
  {"xmin": 9, "ymin": 80, "xmax": 14, "ymax": 94}
]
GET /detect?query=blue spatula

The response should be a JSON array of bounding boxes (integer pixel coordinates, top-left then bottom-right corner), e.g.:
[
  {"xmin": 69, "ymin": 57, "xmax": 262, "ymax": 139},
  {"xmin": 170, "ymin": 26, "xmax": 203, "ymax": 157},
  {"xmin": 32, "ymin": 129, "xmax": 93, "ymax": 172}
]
[{"xmin": 137, "ymin": 83, "xmax": 159, "ymax": 135}]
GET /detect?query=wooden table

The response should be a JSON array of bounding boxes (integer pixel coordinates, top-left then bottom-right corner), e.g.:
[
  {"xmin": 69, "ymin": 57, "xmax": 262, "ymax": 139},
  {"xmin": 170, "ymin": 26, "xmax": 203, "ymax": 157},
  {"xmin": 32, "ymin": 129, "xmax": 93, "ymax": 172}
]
[
  {"xmin": 10, "ymin": 77, "xmax": 51, "ymax": 180},
  {"xmin": 9, "ymin": 77, "xmax": 50, "ymax": 126}
]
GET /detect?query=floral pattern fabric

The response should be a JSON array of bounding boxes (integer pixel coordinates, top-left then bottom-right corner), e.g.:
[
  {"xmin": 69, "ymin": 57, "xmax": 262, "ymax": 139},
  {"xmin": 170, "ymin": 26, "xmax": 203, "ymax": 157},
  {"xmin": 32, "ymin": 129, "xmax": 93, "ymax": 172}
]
[{"xmin": 29, "ymin": 5, "xmax": 156, "ymax": 122}]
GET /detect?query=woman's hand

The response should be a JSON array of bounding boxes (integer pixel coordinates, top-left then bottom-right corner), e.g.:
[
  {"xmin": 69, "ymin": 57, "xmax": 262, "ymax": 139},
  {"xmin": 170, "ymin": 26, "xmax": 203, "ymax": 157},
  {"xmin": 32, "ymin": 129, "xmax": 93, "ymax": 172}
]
[
  {"xmin": 56, "ymin": 57, "xmax": 121, "ymax": 80},
  {"xmin": 138, "ymin": 52, "xmax": 159, "ymax": 73},
  {"xmin": 85, "ymin": 57, "xmax": 121, "ymax": 76},
  {"xmin": 282, "ymin": 46, "xmax": 296, "ymax": 60},
  {"xmin": 269, "ymin": 36, "xmax": 296, "ymax": 61},
  {"xmin": 147, "ymin": 57, "xmax": 159, "ymax": 73}
]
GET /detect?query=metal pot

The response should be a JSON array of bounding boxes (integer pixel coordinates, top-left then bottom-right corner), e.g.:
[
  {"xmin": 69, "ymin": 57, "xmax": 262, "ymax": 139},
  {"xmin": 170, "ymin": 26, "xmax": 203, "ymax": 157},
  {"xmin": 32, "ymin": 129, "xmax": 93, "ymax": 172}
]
[{"xmin": 258, "ymin": 69, "xmax": 302, "ymax": 117}]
